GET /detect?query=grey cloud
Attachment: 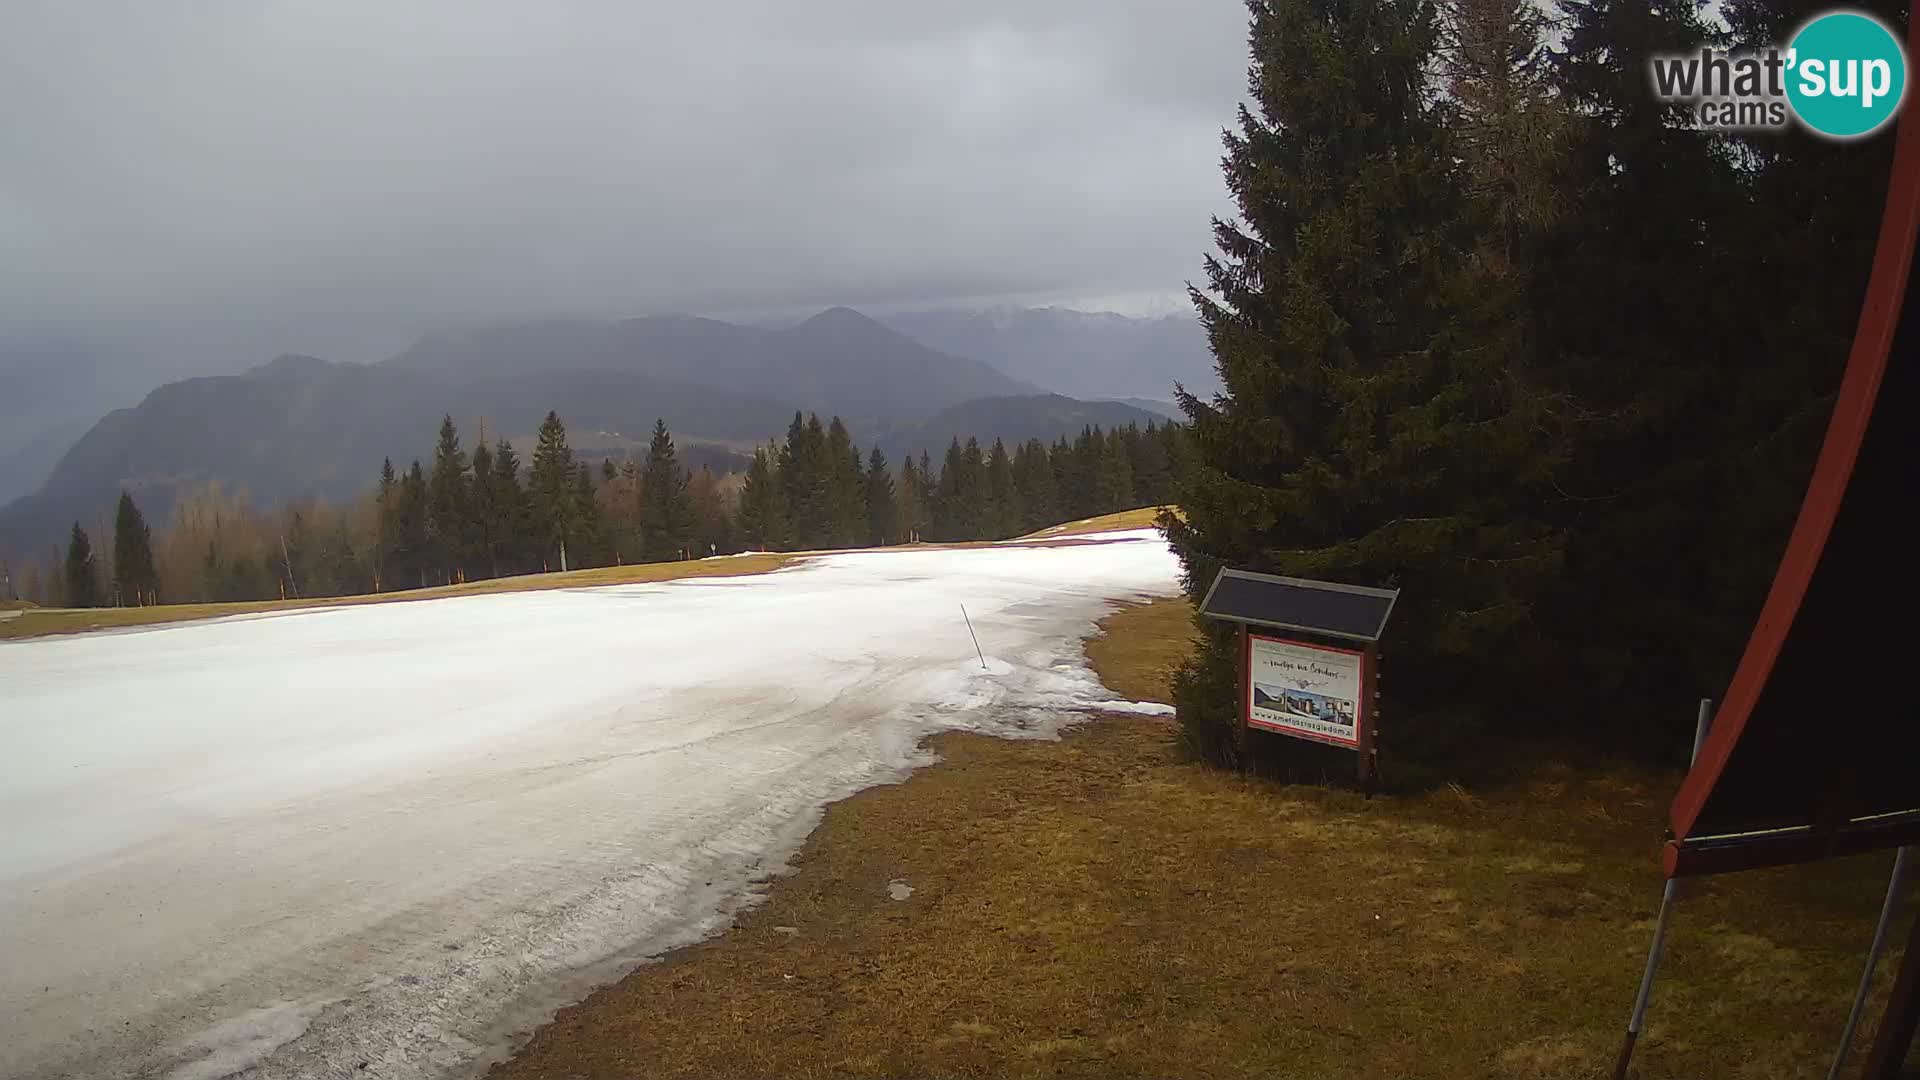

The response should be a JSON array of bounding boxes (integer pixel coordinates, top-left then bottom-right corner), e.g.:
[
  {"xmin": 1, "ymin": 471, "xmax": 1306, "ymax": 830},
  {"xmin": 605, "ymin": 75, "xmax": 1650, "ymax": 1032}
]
[{"xmin": 0, "ymin": 2, "xmax": 1247, "ymax": 359}]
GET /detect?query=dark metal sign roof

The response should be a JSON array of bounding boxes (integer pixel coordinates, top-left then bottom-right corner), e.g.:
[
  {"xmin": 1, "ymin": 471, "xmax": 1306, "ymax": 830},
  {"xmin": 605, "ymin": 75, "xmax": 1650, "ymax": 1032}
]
[{"xmin": 1198, "ymin": 568, "xmax": 1398, "ymax": 642}]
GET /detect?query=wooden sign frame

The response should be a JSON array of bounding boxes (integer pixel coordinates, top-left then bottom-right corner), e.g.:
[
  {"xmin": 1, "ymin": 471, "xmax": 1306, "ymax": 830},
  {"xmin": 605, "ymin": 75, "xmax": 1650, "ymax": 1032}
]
[{"xmin": 1202, "ymin": 566, "xmax": 1394, "ymax": 792}]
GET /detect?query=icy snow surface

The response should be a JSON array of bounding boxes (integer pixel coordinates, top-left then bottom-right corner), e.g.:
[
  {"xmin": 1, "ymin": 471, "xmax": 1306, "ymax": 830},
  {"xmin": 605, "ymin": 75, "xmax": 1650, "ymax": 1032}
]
[{"xmin": 0, "ymin": 533, "xmax": 1180, "ymax": 1080}]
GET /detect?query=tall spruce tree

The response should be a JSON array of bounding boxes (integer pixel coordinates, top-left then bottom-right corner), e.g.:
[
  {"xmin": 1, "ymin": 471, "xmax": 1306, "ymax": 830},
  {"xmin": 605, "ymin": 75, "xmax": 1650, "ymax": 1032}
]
[
  {"xmin": 427, "ymin": 415, "xmax": 470, "ymax": 583},
  {"xmin": 639, "ymin": 418, "xmax": 694, "ymax": 561},
  {"xmin": 985, "ymin": 439, "xmax": 1018, "ymax": 538},
  {"xmin": 865, "ymin": 447, "xmax": 897, "ymax": 546},
  {"xmin": 1165, "ymin": 0, "xmax": 1563, "ymax": 770},
  {"xmin": 571, "ymin": 465, "xmax": 603, "ymax": 567},
  {"xmin": 529, "ymin": 411, "xmax": 580, "ymax": 571},
  {"xmin": 469, "ymin": 440, "xmax": 497, "ymax": 578},
  {"xmin": 738, "ymin": 445, "xmax": 789, "ymax": 550},
  {"xmin": 687, "ymin": 466, "xmax": 733, "ymax": 556},
  {"xmin": 826, "ymin": 418, "xmax": 867, "ymax": 547},
  {"xmin": 1127, "ymin": 423, "xmax": 1172, "ymax": 507},
  {"xmin": 64, "ymin": 522, "xmax": 98, "ymax": 608},
  {"xmin": 398, "ymin": 461, "xmax": 431, "ymax": 587},
  {"xmin": 933, "ymin": 439, "xmax": 967, "ymax": 541},
  {"xmin": 1012, "ymin": 438, "xmax": 1057, "ymax": 532},
  {"xmin": 793, "ymin": 414, "xmax": 834, "ymax": 548},
  {"xmin": 112, "ymin": 491, "xmax": 158, "ymax": 605},
  {"xmin": 896, "ymin": 455, "xmax": 926, "ymax": 543},
  {"xmin": 1520, "ymin": 0, "xmax": 1785, "ymax": 749},
  {"xmin": 1092, "ymin": 429, "xmax": 1134, "ymax": 515},
  {"xmin": 488, "ymin": 439, "xmax": 528, "ymax": 576},
  {"xmin": 373, "ymin": 459, "xmax": 398, "ymax": 589}
]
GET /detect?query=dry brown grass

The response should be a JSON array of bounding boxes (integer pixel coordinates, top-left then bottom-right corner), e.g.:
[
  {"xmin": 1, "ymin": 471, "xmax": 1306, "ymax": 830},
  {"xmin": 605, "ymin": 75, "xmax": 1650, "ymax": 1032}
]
[
  {"xmin": 0, "ymin": 508, "xmax": 1175, "ymax": 642},
  {"xmin": 1018, "ymin": 505, "xmax": 1172, "ymax": 539},
  {"xmin": 0, "ymin": 555, "xmax": 791, "ymax": 641},
  {"xmin": 1082, "ymin": 595, "xmax": 1199, "ymax": 705},
  {"xmin": 493, "ymin": 598, "xmax": 1915, "ymax": 1079}
]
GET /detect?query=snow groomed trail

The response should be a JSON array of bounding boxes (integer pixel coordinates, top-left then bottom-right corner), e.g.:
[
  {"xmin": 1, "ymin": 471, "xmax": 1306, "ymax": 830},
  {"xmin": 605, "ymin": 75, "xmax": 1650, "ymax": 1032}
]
[{"xmin": 0, "ymin": 531, "xmax": 1180, "ymax": 1080}]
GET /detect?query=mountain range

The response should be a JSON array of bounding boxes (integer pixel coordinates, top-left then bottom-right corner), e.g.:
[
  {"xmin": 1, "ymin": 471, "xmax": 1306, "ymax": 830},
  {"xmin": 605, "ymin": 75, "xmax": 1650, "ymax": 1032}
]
[
  {"xmin": 876, "ymin": 306, "xmax": 1217, "ymax": 403},
  {"xmin": 0, "ymin": 306, "xmax": 1204, "ymax": 563}
]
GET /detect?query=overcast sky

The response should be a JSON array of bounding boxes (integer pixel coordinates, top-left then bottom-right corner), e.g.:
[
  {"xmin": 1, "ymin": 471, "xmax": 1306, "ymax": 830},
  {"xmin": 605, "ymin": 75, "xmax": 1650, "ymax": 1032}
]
[{"xmin": 0, "ymin": 2, "xmax": 1248, "ymax": 366}]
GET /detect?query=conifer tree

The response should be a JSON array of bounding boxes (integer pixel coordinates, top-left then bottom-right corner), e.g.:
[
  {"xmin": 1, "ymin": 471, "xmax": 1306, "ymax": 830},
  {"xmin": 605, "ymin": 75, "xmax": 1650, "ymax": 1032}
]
[
  {"xmin": 789, "ymin": 414, "xmax": 833, "ymax": 548},
  {"xmin": 374, "ymin": 458, "xmax": 398, "ymax": 588},
  {"xmin": 825, "ymin": 418, "xmax": 866, "ymax": 547},
  {"xmin": 397, "ymin": 461, "xmax": 431, "ymax": 587},
  {"xmin": 1093, "ymin": 429, "xmax": 1135, "ymax": 513},
  {"xmin": 571, "ymin": 464, "xmax": 603, "ymax": 567},
  {"xmin": 687, "ymin": 466, "xmax": 733, "ymax": 557},
  {"xmin": 112, "ymin": 491, "xmax": 158, "ymax": 605},
  {"xmin": 469, "ymin": 440, "xmax": 497, "ymax": 578},
  {"xmin": 738, "ymin": 446, "xmax": 788, "ymax": 551},
  {"xmin": 487, "ymin": 439, "xmax": 527, "ymax": 577},
  {"xmin": 1522, "ymin": 0, "xmax": 1875, "ymax": 744},
  {"xmin": 985, "ymin": 439, "xmax": 1017, "ymax": 538},
  {"xmin": 933, "ymin": 438, "xmax": 966, "ymax": 541},
  {"xmin": 896, "ymin": 455, "xmax": 926, "ymax": 543},
  {"xmin": 865, "ymin": 447, "xmax": 896, "ymax": 546},
  {"xmin": 529, "ymin": 411, "xmax": 579, "ymax": 571},
  {"xmin": 639, "ymin": 418, "xmax": 694, "ymax": 561},
  {"xmin": 960, "ymin": 438, "xmax": 991, "ymax": 540},
  {"xmin": 64, "ymin": 522, "xmax": 98, "ymax": 608},
  {"xmin": 1165, "ymin": 0, "xmax": 1562, "ymax": 769},
  {"xmin": 1012, "ymin": 438, "xmax": 1057, "ymax": 532},
  {"xmin": 427, "ymin": 415, "xmax": 470, "ymax": 583}
]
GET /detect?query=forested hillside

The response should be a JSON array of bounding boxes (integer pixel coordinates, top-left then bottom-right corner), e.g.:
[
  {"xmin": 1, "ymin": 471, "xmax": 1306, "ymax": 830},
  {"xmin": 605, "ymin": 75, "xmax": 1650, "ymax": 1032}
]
[{"xmin": 18, "ymin": 411, "xmax": 1185, "ymax": 607}]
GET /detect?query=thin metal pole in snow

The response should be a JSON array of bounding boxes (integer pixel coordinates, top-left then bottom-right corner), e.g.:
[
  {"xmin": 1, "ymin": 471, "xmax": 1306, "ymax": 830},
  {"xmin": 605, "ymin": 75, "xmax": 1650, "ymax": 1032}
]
[
  {"xmin": 1611, "ymin": 697, "xmax": 1714, "ymax": 1080},
  {"xmin": 960, "ymin": 604, "xmax": 987, "ymax": 670},
  {"xmin": 1828, "ymin": 846, "xmax": 1914, "ymax": 1080}
]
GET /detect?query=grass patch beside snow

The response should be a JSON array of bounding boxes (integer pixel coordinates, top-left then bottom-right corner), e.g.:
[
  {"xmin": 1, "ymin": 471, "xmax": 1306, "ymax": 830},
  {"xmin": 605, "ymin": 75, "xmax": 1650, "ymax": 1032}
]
[
  {"xmin": 492, "ymin": 597, "xmax": 1915, "ymax": 1080},
  {"xmin": 1018, "ymin": 505, "xmax": 1172, "ymax": 539},
  {"xmin": 0, "ymin": 507, "xmax": 1172, "ymax": 642},
  {"xmin": 1082, "ymin": 595, "xmax": 1199, "ymax": 705},
  {"xmin": 0, "ymin": 555, "xmax": 793, "ymax": 641}
]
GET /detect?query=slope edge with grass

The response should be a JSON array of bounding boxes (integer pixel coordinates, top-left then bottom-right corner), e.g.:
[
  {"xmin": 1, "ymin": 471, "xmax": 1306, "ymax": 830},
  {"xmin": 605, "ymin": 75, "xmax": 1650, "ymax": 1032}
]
[
  {"xmin": 492, "ymin": 597, "xmax": 1913, "ymax": 1080},
  {"xmin": 0, "ymin": 507, "xmax": 1178, "ymax": 642}
]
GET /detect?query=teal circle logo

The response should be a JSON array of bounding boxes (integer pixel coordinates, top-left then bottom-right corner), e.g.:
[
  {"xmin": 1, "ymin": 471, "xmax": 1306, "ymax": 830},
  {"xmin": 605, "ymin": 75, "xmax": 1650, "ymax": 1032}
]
[{"xmin": 1786, "ymin": 11, "xmax": 1908, "ymax": 138}]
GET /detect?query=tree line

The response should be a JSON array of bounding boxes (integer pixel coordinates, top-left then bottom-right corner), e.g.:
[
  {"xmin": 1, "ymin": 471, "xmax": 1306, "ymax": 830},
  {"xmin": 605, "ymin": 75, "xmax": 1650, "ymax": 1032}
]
[
  {"xmin": 1167, "ymin": 0, "xmax": 1894, "ymax": 774},
  {"xmin": 737, "ymin": 412, "xmax": 1186, "ymax": 550},
  {"xmin": 28, "ymin": 411, "xmax": 1186, "ymax": 608}
]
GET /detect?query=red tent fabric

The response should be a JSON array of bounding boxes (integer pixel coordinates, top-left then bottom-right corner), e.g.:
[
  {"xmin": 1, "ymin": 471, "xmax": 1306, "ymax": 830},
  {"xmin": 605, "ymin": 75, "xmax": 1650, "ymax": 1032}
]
[{"xmin": 1665, "ymin": 30, "xmax": 1920, "ymax": 880}]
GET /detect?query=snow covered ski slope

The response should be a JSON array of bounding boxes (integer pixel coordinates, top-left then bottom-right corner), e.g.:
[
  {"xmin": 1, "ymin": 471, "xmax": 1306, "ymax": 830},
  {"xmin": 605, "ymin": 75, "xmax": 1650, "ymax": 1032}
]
[{"xmin": 0, "ymin": 531, "xmax": 1179, "ymax": 1080}]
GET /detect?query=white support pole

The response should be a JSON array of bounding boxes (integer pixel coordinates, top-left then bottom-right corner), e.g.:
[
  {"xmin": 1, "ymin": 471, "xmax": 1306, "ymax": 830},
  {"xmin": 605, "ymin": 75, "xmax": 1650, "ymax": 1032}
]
[
  {"xmin": 961, "ymin": 604, "xmax": 987, "ymax": 670},
  {"xmin": 1612, "ymin": 697, "xmax": 1714, "ymax": 1080},
  {"xmin": 1828, "ymin": 846, "xmax": 1914, "ymax": 1080}
]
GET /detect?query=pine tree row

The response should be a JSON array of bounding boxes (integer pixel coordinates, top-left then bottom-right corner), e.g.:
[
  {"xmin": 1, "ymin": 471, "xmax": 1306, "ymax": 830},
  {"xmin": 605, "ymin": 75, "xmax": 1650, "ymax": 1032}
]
[
  {"xmin": 42, "ymin": 412, "xmax": 1186, "ymax": 607},
  {"xmin": 737, "ymin": 412, "xmax": 1187, "ymax": 550}
]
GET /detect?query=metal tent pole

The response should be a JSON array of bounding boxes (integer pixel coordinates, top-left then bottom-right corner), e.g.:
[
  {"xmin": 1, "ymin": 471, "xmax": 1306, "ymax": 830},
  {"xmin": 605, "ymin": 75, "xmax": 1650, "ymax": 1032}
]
[
  {"xmin": 1611, "ymin": 698, "xmax": 1714, "ymax": 1080},
  {"xmin": 1830, "ymin": 846, "xmax": 1912, "ymax": 1080},
  {"xmin": 1862, "ymin": 901, "xmax": 1920, "ymax": 1080}
]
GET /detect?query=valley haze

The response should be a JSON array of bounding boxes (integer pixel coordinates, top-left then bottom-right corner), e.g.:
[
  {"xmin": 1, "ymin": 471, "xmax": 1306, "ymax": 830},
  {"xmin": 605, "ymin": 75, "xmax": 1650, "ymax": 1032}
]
[{"xmin": 0, "ymin": 304, "xmax": 1212, "ymax": 562}]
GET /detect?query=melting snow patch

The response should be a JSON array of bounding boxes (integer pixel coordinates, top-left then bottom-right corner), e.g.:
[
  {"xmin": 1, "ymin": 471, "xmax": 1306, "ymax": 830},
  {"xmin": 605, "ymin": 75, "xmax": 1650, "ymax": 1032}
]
[
  {"xmin": 0, "ymin": 533, "xmax": 1181, "ymax": 1080},
  {"xmin": 162, "ymin": 996, "xmax": 336, "ymax": 1080},
  {"xmin": 997, "ymin": 527, "xmax": 1163, "ymax": 545},
  {"xmin": 1088, "ymin": 699, "xmax": 1177, "ymax": 717}
]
